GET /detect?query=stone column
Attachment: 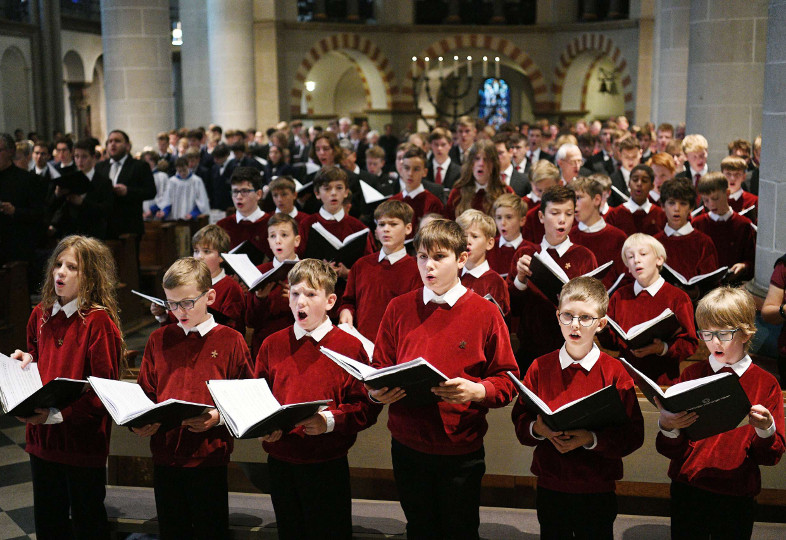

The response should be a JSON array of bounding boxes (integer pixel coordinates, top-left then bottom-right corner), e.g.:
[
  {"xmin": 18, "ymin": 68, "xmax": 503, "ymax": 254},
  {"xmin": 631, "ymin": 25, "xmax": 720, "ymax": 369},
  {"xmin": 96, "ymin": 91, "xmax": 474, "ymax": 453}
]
[
  {"xmin": 36, "ymin": 0, "xmax": 65, "ymax": 136},
  {"xmin": 650, "ymin": 0, "xmax": 689, "ymax": 126},
  {"xmin": 685, "ymin": 1, "xmax": 768, "ymax": 167},
  {"xmin": 100, "ymin": 0, "xmax": 174, "ymax": 151},
  {"xmin": 754, "ymin": 0, "xmax": 786, "ymax": 293},
  {"xmin": 180, "ymin": 0, "xmax": 211, "ymax": 127},
  {"xmin": 206, "ymin": 0, "xmax": 256, "ymax": 130}
]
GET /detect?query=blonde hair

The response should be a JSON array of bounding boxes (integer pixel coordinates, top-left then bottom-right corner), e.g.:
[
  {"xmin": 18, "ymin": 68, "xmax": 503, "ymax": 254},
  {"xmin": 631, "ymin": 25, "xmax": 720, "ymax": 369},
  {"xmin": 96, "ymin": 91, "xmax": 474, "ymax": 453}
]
[
  {"xmin": 530, "ymin": 160, "xmax": 560, "ymax": 186},
  {"xmin": 682, "ymin": 134, "xmax": 708, "ymax": 154},
  {"xmin": 492, "ymin": 193, "xmax": 526, "ymax": 218},
  {"xmin": 163, "ymin": 257, "xmax": 212, "ymax": 292},
  {"xmin": 288, "ymin": 259, "xmax": 337, "ymax": 296},
  {"xmin": 570, "ymin": 175, "xmax": 605, "ymax": 200},
  {"xmin": 456, "ymin": 209, "xmax": 497, "ymax": 239},
  {"xmin": 696, "ymin": 287, "xmax": 757, "ymax": 351},
  {"xmin": 559, "ymin": 276, "xmax": 609, "ymax": 317},
  {"xmin": 192, "ymin": 224, "xmax": 230, "ymax": 253},
  {"xmin": 622, "ymin": 233, "xmax": 667, "ymax": 267}
]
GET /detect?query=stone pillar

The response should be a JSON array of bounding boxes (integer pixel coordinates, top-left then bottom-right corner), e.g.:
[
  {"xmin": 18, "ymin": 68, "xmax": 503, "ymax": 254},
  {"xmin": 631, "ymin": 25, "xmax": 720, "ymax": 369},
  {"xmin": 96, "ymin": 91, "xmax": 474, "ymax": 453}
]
[
  {"xmin": 685, "ymin": 1, "xmax": 768, "ymax": 167},
  {"xmin": 754, "ymin": 0, "xmax": 786, "ymax": 293},
  {"xmin": 207, "ymin": 0, "xmax": 256, "ymax": 130},
  {"xmin": 36, "ymin": 0, "xmax": 65, "ymax": 136},
  {"xmin": 180, "ymin": 0, "xmax": 212, "ymax": 127},
  {"xmin": 100, "ymin": 0, "xmax": 174, "ymax": 151},
  {"xmin": 650, "ymin": 0, "xmax": 689, "ymax": 126}
]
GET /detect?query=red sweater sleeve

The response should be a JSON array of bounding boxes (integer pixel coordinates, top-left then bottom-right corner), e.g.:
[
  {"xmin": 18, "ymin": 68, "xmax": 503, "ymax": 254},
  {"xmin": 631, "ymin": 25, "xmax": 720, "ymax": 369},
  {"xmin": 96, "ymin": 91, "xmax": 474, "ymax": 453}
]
[{"xmin": 341, "ymin": 261, "xmax": 360, "ymax": 319}]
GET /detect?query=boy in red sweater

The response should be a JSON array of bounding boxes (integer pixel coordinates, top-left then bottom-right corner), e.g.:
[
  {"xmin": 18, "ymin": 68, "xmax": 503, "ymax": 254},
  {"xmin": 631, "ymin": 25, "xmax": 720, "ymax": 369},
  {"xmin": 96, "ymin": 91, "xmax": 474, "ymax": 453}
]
[
  {"xmin": 269, "ymin": 175, "xmax": 310, "ymax": 230},
  {"xmin": 603, "ymin": 233, "xmax": 697, "ymax": 384},
  {"xmin": 369, "ymin": 219, "xmax": 519, "ymax": 539},
  {"xmin": 508, "ymin": 185, "xmax": 598, "ymax": 370},
  {"xmin": 255, "ymin": 259, "xmax": 381, "ymax": 539},
  {"xmin": 245, "ymin": 213, "xmax": 300, "ymax": 356},
  {"xmin": 151, "ymin": 224, "xmax": 245, "ymax": 332},
  {"xmin": 135, "ymin": 257, "xmax": 253, "ymax": 539},
  {"xmin": 456, "ymin": 209, "xmax": 511, "ymax": 316},
  {"xmin": 721, "ymin": 155, "xmax": 758, "ymax": 222},
  {"xmin": 216, "ymin": 166, "xmax": 271, "ymax": 259},
  {"xmin": 487, "ymin": 193, "xmax": 529, "ymax": 277},
  {"xmin": 512, "ymin": 277, "xmax": 644, "ymax": 538},
  {"xmin": 391, "ymin": 145, "xmax": 444, "ymax": 238},
  {"xmin": 605, "ymin": 165, "xmax": 668, "ymax": 236},
  {"xmin": 694, "ymin": 172, "xmax": 756, "ymax": 283},
  {"xmin": 339, "ymin": 199, "xmax": 421, "ymax": 340},
  {"xmin": 521, "ymin": 160, "xmax": 560, "ymax": 244},
  {"xmin": 656, "ymin": 287, "xmax": 784, "ymax": 539}
]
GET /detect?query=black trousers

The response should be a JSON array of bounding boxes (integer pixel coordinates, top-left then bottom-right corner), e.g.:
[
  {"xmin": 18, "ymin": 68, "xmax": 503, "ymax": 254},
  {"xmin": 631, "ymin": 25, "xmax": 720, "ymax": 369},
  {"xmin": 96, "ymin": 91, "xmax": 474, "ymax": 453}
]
[
  {"xmin": 267, "ymin": 455, "xmax": 352, "ymax": 540},
  {"xmin": 536, "ymin": 486, "xmax": 617, "ymax": 539},
  {"xmin": 670, "ymin": 481, "xmax": 756, "ymax": 540},
  {"xmin": 29, "ymin": 454, "xmax": 109, "ymax": 540},
  {"xmin": 153, "ymin": 464, "xmax": 229, "ymax": 540},
  {"xmin": 391, "ymin": 438, "xmax": 485, "ymax": 540}
]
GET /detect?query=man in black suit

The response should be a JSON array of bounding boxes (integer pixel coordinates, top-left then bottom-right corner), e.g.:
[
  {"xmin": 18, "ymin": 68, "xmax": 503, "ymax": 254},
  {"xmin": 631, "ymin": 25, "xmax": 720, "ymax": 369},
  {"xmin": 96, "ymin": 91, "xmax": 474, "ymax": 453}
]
[
  {"xmin": 54, "ymin": 138, "xmax": 76, "ymax": 175},
  {"xmin": 493, "ymin": 133, "xmax": 529, "ymax": 196},
  {"xmin": 95, "ymin": 130, "xmax": 156, "ymax": 240},
  {"xmin": 448, "ymin": 116, "xmax": 477, "ymax": 166},
  {"xmin": 427, "ymin": 128, "xmax": 461, "ymax": 191},
  {"xmin": 508, "ymin": 133, "xmax": 528, "ymax": 175},
  {"xmin": 524, "ymin": 126, "xmax": 555, "ymax": 172}
]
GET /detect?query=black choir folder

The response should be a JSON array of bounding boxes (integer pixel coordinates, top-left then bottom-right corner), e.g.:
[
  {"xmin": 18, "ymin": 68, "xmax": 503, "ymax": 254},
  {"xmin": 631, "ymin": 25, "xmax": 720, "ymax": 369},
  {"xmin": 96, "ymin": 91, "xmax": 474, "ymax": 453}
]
[
  {"xmin": 222, "ymin": 253, "xmax": 296, "ymax": 292},
  {"xmin": 320, "ymin": 347, "xmax": 448, "ymax": 405},
  {"xmin": 661, "ymin": 264, "xmax": 728, "ymax": 296},
  {"xmin": 618, "ymin": 358, "xmax": 751, "ymax": 440},
  {"xmin": 528, "ymin": 252, "xmax": 613, "ymax": 304},
  {"xmin": 506, "ymin": 371, "xmax": 628, "ymax": 432},
  {"xmin": 131, "ymin": 289, "xmax": 231, "ymax": 326},
  {"xmin": 227, "ymin": 240, "xmax": 266, "ymax": 267},
  {"xmin": 206, "ymin": 378, "xmax": 330, "ymax": 439},
  {"xmin": 484, "ymin": 293, "xmax": 505, "ymax": 317},
  {"xmin": 88, "ymin": 377, "xmax": 212, "ymax": 430},
  {"xmin": 0, "ymin": 354, "xmax": 87, "ymax": 418},
  {"xmin": 606, "ymin": 308, "xmax": 682, "ymax": 350},
  {"xmin": 303, "ymin": 224, "xmax": 369, "ymax": 267}
]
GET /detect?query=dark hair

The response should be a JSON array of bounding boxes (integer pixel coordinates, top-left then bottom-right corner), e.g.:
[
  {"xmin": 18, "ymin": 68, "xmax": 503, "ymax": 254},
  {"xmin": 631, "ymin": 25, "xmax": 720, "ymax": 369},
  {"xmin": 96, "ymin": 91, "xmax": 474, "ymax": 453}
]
[
  {"xmin": 108, "ymin": 130, "xmax": 130, "ymax": 144},
  {"xmin": 540, "ymin": 185, "xmax": 576, "ymax": 210},
  {"xmin": 630, "ymin": 164, "xmax": 654, "ymax": 182},
  {"xmin": 267, "ymin": 212, "xmax": 299, "ymax": 236},
  {"xmin": 55, "ymin": 137, "xmax": 74, "ymax": 152},
  {"xmin": 413, "ymin": 219, "xmax": 467, "ymax": 259},
  {"xmin": 660, "ymin": 177, "xmax": 696, "ymax": 208},
  {"xmin": 313, "ymin": 166, "xmax": 348, "ymax": 192},
  {"xmin": 230, "ymin": 166, "xmax": 262, "ymax": 190},
  {"xmin": 212, "ymin": 143, "xmax": 230, "ymax": 160}
]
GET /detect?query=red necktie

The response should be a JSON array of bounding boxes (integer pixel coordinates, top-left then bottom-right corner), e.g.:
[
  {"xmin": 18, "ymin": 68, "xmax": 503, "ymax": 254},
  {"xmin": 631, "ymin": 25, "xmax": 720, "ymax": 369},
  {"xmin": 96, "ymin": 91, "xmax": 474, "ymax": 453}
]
[
  {"xmin": 694, "ymin": 173, "xmax": 701, "ymax": 186},
  {"xmin": 501, "ymin": 173, "xmax": 507, "ymax": 184},
  {"xmin": 435, "ymin": 166, "xmax": 443, "ymax": 185}
]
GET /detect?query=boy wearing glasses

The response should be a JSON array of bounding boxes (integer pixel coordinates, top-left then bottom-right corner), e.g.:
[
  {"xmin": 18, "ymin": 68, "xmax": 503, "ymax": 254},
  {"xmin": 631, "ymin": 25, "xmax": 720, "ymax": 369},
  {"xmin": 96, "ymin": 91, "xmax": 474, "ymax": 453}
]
[
  {"xmin": 216, "ymin": 166, "xmax": 272, "ymax": 260},
  {"xmin": 134, "ymin": 257, "xmax": 253, "ymax": 538},
  {"xmin": 512, "ymin": 277, "xmax": 644, "ymax": 539},
  {"xmin": 656, "ymin": 287, "xmax": 784, "ymax": 539}
]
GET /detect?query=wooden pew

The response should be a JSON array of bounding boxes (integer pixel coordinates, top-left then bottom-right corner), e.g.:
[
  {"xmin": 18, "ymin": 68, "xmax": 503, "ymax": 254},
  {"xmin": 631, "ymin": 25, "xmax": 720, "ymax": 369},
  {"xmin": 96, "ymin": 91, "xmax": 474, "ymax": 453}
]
[
  {"xmin": 138, "ymin": 221, "xmax": 181, "ymax": 298},
  {"xmin": 104, "ymin": 234, "xmax": 148, "ymax": 334},
  {"xmin": 0, "ymin": 261, "xmax": 30, "ymax": 352}
]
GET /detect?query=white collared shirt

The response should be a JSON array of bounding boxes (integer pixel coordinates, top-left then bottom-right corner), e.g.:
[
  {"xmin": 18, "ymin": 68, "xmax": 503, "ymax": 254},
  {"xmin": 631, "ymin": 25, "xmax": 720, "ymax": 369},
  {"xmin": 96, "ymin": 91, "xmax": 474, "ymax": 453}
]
[
  {"xmin": 422, "ymin": 281, "xmax": 467, "ymax": 307},
  {"xmin": 462, "ymin": 260, "xmax": 490, "ymax": 278},
  {"xmin": 664, "ymin": 222, "xmax": 694, "ymax": 237},
  {"xmin": 379, "ymin": 247, "xmax": 407, "ymax": 265},
  {"xmin": 276, "ymin": 207, "xmax": 299, "ymax": 219},
  {"xmin": 293, "ymin": 316, "xmax": 333, "ymax": 342},
  {"xmin": 621, "ymin": 167, "xmax": 631, "ymax": 186},
  {"xmin": 51, "ymin": 298, "xmax": 79, "ymax": 318},
  {"xmin": 85, "ymin": 168, "xmax": 95, "ymax": 181},
  {"xmin": 402, "ymin": 183, "xmax": 425, "ymax": 199},
  {"xmin": 499, "ymin": 234, "xmax": 523, "ymax": 249},
  {"xmin": 540, "ymin": 236, "xmax": 573, "ymax": 258},
  {"xmin": 649, "ymin": 190, "xmax": 661, "ymax": 202},
  {"xmin": 178, "ymin": 314, "xmax": 218, "ymax": 336},
  {"xmin": 501, "ymin": 164, "xmax": 514, "ymax": 185},
  {"xmin": 319, "ymin": 206, "xmax": 345, "ymax": 222},
  {"xmin": 236, "ymin": 207, "xmax": 264, "ymax": 224},
  {"xmin": 273, "ymin": 255, "xmax": 299, "ymax": 268},
  {"xmin": 623, "ymin": 198, "xmax": 653, "ymax": 214},
  {"xmin": 474, "ymin": 181, "xmax": 487, "ymax": 191},
  {"xmin": 211, "ymin": 271, "xmax": 226, "ymax": 285},
  {"xmin": 729, "ymin": 188, "xmax": 743, "ymax": 201},
  {"xmin": 433, "ymin": 157, "xmax": 451, "ymax": 178},
  {"xmin": 513, "ymin": 158, "xmax": 526, "ymax": 173},
  {"xmin": 634, "ymin": 276, "xmax": 665, "ymax": 297},
  {"xmin": 709, "ymin": 209, "xmax": 733, "ymax": 222},
  {"xmin": 599, "ymin": 201, "xmax": 610, "ymax": 215},
  {"xmin": 689, "ymin": 165, "xmax": 708, "ymax": 181},
  {"xmin": 559, "ymin": 343, "xmax": 601, "ymax": 372},
  {"xmin": 527, "ymin": 192, "xmax": 541, "ymax": 204},
  {"xmin": 578, "ymin": 217, "xmax": 606, "ymax": 233},
  {"xmin": 109, "ymin": 154, "xmax": 129, "ymax": 186}
]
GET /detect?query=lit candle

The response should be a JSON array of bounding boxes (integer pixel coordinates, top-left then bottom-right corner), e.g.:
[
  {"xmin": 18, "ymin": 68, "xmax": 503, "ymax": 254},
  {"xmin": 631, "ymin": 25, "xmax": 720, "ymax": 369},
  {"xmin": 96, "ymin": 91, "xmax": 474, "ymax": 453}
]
[
  {"xmin": 495, "ymin": 57, "xmax": 500, "ymax": 79},
  {"xmin": 482, "ymin": 56, "xmax": 488, "ymax": 78},
  {"xmin": 467, "ymin": 56, "xmax": 472, "ymax": 77},
  {"xmin": 412, "ymin": 56, "xmax": 417, "ymax": 79},
  {"xmin": 438, "ymin": 56, "xmax": 443, "ymax": 77}
]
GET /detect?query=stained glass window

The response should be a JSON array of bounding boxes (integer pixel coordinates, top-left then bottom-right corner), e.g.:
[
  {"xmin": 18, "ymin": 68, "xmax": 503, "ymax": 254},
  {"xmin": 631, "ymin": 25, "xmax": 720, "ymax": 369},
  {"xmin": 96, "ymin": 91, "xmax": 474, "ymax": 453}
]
[{"xmin": 478, "ymin": 78, "xmax": 510, "ymax": 128}]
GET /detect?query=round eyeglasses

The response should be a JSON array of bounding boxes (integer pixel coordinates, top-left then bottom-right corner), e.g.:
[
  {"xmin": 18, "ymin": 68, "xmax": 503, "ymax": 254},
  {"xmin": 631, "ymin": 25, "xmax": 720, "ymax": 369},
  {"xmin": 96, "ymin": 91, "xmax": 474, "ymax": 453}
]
[{"xmin": 557, "ymin": 312, "xmax": 599, "ymax": 327}]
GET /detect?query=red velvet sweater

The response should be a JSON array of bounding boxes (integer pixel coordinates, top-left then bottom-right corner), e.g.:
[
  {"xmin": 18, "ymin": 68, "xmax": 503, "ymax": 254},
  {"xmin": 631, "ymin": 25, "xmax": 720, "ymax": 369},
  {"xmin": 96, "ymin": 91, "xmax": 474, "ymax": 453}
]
[
  {"xmin": 138, "ymin": 323, "xmax": 253, "ymax": 467},
  {"xmin": 444, "ymin": 186, "xmax": 513, "ymax": 220},
  {"xmin": 217, "ymin": 213, "xmax": 272, "ymax": 260},
  {"xmin": 461, "ymin": 267, "xmax": 511, "ymax": 317},
  {"xmin": 25, "ymin": 306, "xmax": 122, "ymax": 467},
  {"xmin": 604, "ymin": 282, "xmax": 697, "ymax": 384},
  {"xmin": 692, "ymin": 213, "xmax": 756, "ymax": 281},
  {"xmin": 341, "ymin": 252, "xmax": 422, "ymax": 341},
  {"xmin": 297, "ymin": 211, "xmax": 376, "ymax": 264},
  {"xmin": 162, "ymin": 274, "xmax": 246, "ymax": 334},
  {"xmin": 570, "ymin": 224, "xmax": 629, "ymax": 290},
  {"xmin": 512, "ymin": 349, "xmax": 644, "ymax": 493},
  {"xmin": 653, "ymin": 229, "xmax": 720, "ymax": 281},
  {"xmin": 391, "ymin": 191, "xmax": 445, "ymax": 239},
  {"xmin": 487, "ymin": 236, "xmax": 534, "ymax": 277},
  {"xmin": 245, "ymin": 261, "xmax": 293, "ymax": 357},
  {"xmin": 656, "ymin": 361, "xmax": 785, "ymax": 497},
  {"xmin": 729, "ymin": 190, "xmax": 758, "ymax": 223},
  {"xmin": 606, "ymin": 204, "xmax": 667, "ymax": 237},
  {"xmin": 254, "ymin": 326, "xmax": 381, "ymax": 463},
  {"xmin": 521, "ymin": 205, "xmax": 545, "ymax": 245},
  {"xmin": 373, "ymin": 288, "xmax": 519, "ymax": 455}
]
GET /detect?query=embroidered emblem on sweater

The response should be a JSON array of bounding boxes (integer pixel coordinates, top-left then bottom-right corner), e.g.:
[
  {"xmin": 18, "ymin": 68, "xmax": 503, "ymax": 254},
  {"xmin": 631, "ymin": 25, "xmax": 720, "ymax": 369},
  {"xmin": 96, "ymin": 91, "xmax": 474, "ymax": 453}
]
[
  {"xmin": 564, "ymin": 262, "xmax": 571, "ymax": 270},
  {"xmin": 459, "ymin": 341, "xmax": 466, "ymax": 349},
  {"xmin": 211, "ymin": 350, "xmax": 218, "ymax": 358}
]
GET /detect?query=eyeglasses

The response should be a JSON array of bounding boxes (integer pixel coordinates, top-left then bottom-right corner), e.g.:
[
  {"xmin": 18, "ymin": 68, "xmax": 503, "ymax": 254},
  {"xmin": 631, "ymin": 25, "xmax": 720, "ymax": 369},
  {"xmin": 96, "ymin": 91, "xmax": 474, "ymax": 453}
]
[
  {"xmin": 231, "ymin": 188, "xmax": 256, "ymax": 197},
  {"xmin": 557, "ymin": 312, "xmax": 599, "ymax": 327},
  {"xmin": 164, "ymin": 291, "xmax": 207, "ymax": 311},
  {"xmin": 697, "ymin": 329, "xmax": 740, "ymax": 342}
]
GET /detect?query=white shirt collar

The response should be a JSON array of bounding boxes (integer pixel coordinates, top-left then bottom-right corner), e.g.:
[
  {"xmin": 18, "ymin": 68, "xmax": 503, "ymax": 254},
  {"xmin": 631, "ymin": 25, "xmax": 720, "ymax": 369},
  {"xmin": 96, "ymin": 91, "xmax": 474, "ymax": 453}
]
[
  {"xmin": 211, "ymin": 270, "xmax": 226, "ymax": 285},
  {"xmin": 474, "ymin": 181, "xmax": 487, "ymax": 191},
  {"xmin": 709, "ymin": 354, "xmax": 751, "ymax": 377},
  {"xmin": 276, "ymin": 207, "xmax": 299, "ymax": 218},
  {"xmin": 273, "ymin": 255, "xmax": 299, "ymax": 268},
  {"xmin": 462, "ymin": 259, "xmax": 490, "ymax": 278},
  {"xmin": 501, "ymin": 165, "xmax": 514, "ymax": 184},
  {"xmin": 621, "ymin": 167, "xmax": 631, "ymax": 184},
  {"xmin": 178, "ymin": 314, "xmax": 217, "ymax": 336},
  {"xmin": 293, "ymin": 316, "xmax": 333, "ymax": 342},
  {"xmin": 84, "ymin": 168, "xmax": 95, "ymax": 181},
  {"xmin": 422, "ymin": 281, "xmax": 467, "ymax": 307},
  {"xmin": 499, "ymin": 234, "xmax": 523, "ymax": 249},
  {"xmin": 236, "ymin": 207, "xmax": 264, "ymax": 223},
  {"xmin": 729, "ymin": 188, "xmax": 743, "ymax": 201},
  {"xmin": 51, "ymin": 298, "xmax": 79, "ymax": 318},
  {"xmin": 111, "ymin": 154, "xmax": 128, "ymax": 166},
  {"xmin": 689, "ymin": 165, "xmax": 708, "ymax": 178},
  {"xmin": 578, "ymin": 217, "xmax": 606, "ymax": 233},
  {"xmin": 540, "ymin": 236, "xmax": 573, "ymax": 258},
  {"xmin": 664, "ymin": 222, "xmax": 694, "ymax": 237},
  {"xmin": 599, "ymin": 201, "xmax": 610, "ymax": 215},
  {"xmin": 353, "ymin": 165, "xmax": 360, "ymax": 174},
  {"xmin": 402, "ymin": 183, "xmax": 425, "ymax": 198},
  {"xmin": 623, "ymin": 198, "xmax": 653, "ymax": 214},
  {"xmin": 649, "ymin": 189, "xmax": 661, "ymax": 202},
  {"xmin": 379, "ymin": 247, "xmax": 407, "ymax": 265},
  {"xmin": 709, "ymin": 209, "xmax": 733, "ymax": 222},
  {"xmin": 634, "ymin": 276, "xmax": 665, "ymax": 296},
  {"xmin": 559, "ymin": 343, "xmax": 600, "ymax": 372},
  {"xmin": 434, "ymin": 156, "xmax": 451, "ymax": 172},
  {"xmin": 527, "ymin": 192, "xmax": 541, "ymax": 204},
  {"xmin": 319, "ymin": 206, "xmax": 345, "ymax": 222}
]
